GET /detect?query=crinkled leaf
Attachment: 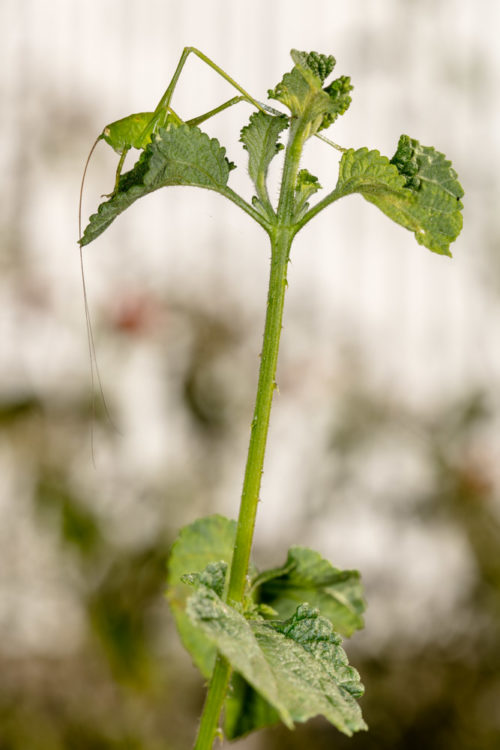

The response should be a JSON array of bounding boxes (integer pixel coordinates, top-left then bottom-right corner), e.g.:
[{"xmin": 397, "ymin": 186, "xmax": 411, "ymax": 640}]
[
  {"xmin": 166, "ymin": 515, "xmax": 237, "ymax": 677},
  {"xmin": 271, "ymin": 604, "xmax": 364, "ymax": 701},
  {"xmin": 290, "ymin": 49, "xmax": 337, "ymax": 83},
  {"xmin": 391, "ymin": 134, "xmax": 464, "ymax": 204},
  {"xmin": 335, "ymin": 138, "xmax": 463, "ymax": 256},
  {"xmin": 79, "ymin": 124, "xmax": 235, "ymax": 246},
  {"xmin": 187, "ymin": 585, "xmax": 293, "ymax": 730},
  {"xmin": 268, "ymin": 49, "xmax": 352, "ymax": 137},
  {"xmin": 320, "ymin": 76, "xmax": 353, "ymax": 131},
  {"xmin": 182, "ymin": 560, "xmax": 228, "ymax": 599},
  {"xmin": 255, "ymin": 546, "xmax": 365, "ymax": 637},
  {"xmin": 291, "ymin": 50, "xmax": 336, "ymax": 84},
  {"xmin": 293, "ymin": 169, "xmax": 322, "ymax": 221},
  {"xmin": 188, "ymin": 590, "xmax": 366, "ymax": 738},
  {"xmin": 226, "ymin": 546, "xmax": 365, "ymax": 739},
  {"xmin": 240, "ymin": 110, "xmax": 288, "ymax": 198}
]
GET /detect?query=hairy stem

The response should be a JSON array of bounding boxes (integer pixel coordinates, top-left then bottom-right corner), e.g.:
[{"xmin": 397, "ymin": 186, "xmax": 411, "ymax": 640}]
[
  {"xmin": 193, "ymin": 655, "xmax": 232, "ymax": 750},
  {"xmin": 227, "ymin": 228, "xmax": 292, "ymax": 605},
  {"xmin": 192, "ymin": 116, "xmax": 307, "ymax": 750},
  {"xmin": 192, "ymin": 228, "xmax": 292, "ymax": 750}
]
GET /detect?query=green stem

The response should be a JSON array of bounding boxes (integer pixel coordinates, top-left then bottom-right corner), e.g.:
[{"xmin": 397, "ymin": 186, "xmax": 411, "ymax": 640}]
[
  {"xmin": 193, "ymin": 655, "xmax": 232, "ymax": 750},
  {"xmin": 191, "ymin": 231, "xmax": 291, "ymax": 750},
  {"xmin": 192, "ymin": 108, "xmax": 306, "ymax": 750},
  {"xmin": 192, "ymin": 228, "xmax": 292, "ymax": 750},
  {"xmin": 227, "ymin": 228, "xmax": 292, "ymax": 605}
]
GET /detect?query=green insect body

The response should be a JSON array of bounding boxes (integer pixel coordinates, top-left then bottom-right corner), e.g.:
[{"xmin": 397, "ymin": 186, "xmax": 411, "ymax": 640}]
[
  {"xmin": 101, "ymin": 112, "xmax": 156, "ymax": 152},
  {"xmin": 81, "ymin": 47, "xmax": 274, "ymax": 212},
  {"xmin": 77, "ymin": 47, "xmax": 270, "ymax": 447},
  {"xmin": 99, "ymin": 110, "xmax": 182, "ymax": 196},
  {"xmin": 100, "ymin": 110, "xmax": 181, "ymax": 153}
]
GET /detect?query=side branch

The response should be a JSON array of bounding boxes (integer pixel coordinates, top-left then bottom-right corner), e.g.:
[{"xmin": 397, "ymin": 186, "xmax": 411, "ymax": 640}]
[{"xmin": 218, "ymin": 186, "xmax": 274, "ymax": 232}]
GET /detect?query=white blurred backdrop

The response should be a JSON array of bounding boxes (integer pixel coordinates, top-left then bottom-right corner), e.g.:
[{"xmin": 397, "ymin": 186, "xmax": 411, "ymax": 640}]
[{"xmin": 1, "ymin": 0, "xmax": 499, "ymax": 728}]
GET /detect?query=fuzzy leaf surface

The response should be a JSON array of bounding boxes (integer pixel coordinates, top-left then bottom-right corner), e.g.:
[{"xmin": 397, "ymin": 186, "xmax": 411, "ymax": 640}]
[
  {"xmin": 240, "ymin": 111, "xmax": 288, "ymax": 199},
  {"xmin": 293, "ymin": 169, "xmax": 322, "ymax": 221},
  {"xmin": 335, "ymin": 139, "xmax": 463, "ymax": 255},
  {"xmin": 182, "ymin": 560, "xmax": 228, "ymax": 599},
  {"xmin": 268, "ymin": 49, "xmax": 352, "ymax": 137},
  {"xmin": 166, "ymin": 515, "xmax": 237, "ymax": 677},
  {"xmin": 188, "ymin": 585, "xmax": 293, "ymax": 730},
  {"xmin": 80, "ymin": 124, "xmax": 234, "ymax": 246},
  {"xmin": 255, "ymin": 546, "xmax": 365, "ymax": 637},
  {"xmin": 225, "ymin": 547, "xmax": 364, "ymax": 739},
  {"xmin": 187, "ymin": 587, "xmax": 366, "ymax": 739},
  {"xmin": 290, "ymin": 50, "xmax": 337, "ymax": 83}
]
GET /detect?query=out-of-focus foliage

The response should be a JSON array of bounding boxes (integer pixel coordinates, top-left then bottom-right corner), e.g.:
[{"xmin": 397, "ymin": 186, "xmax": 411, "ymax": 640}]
[
  {"xmin": 261, "ymin": 389, "xmax": 500, "ymax": 750},
  {"xmin": 1, "ymin": 3, "xmax": 498, "ymax": 746},
  {"xmin": 0, "ymin": 299, "xmax": 248, "ymax": 750},
  {"xmin": 1, "ymin": 323, "xmax": 499, "ymax": 748}
]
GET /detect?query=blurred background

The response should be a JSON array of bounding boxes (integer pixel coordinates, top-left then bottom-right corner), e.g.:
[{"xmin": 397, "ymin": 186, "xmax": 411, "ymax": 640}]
[{"xmin": 1, "ymin": 1, "xmax": 499, "ymax": 748}]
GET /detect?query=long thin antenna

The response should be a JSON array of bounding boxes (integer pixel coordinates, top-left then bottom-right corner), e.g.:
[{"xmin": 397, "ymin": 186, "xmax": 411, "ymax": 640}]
[{"xmin": 78, "ymin": 136, "xmax": 117, "ymax": 464}]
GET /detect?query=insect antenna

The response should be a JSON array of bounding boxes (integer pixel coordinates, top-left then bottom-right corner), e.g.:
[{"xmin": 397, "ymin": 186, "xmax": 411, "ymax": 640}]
[{"xmin": 78, "ymin": 136, "xmax": 119, "ymax": 464}]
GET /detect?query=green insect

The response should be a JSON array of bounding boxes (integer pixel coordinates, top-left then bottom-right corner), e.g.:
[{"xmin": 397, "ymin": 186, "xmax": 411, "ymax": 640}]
[
  {"xmin": 78, "ymin": 48, "xmax": 277, "ymax": 459},
  {"xmin": 79, "ymin": 46, "xmax": 274, "ymax": 217},
  {"xmin": 101, "ymin": 111, "xmax": 180, "ymax": 190}
]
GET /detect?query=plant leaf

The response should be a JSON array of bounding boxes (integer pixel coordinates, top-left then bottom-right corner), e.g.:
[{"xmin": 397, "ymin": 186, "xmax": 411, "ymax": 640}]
[
  {"xmin": 290, "ymin": 50, "xmax": 337, "ymax": 84},
  {"xmin": 268, "ymin": 49, "xmax": 352, "ymax": 137},
  {"xmin": 320, "ymin": 75, "xmax": 353, "ymax": 131},
  {"xmin": 182, "ymin": 560, "xmax": 228, "ymax": 599},
  {"xmin": 226, "ymin": 546, "xmax": 365, "ymax": 739},
  {"xmin": 240, "ymin": 110, "xmax": 289, "ymax": 202},
  {"xmin": 79, "ymin": 124, "xmax": 235, "ymax": 246},
  {"xmin": 188, "ymin": 585, "xmax": 294, "ymax": 730},
  {"xmin": 293, "ymin": 169, "xmax": 322, "ymax": 221},
  {"xmin": 188, "ymin": 589, "xmax": 366, "ymax": 739},
  {"xmin": 166, "ymin": 515, "xmax": 237, "ymax": 677},
  {"xmin": 225, "ymin": 672, "xmax": 282, "ymax": 739},
  {"xmin": 335, "ymin": 138, "xmax": 464, "ymax": 256},
  {"xmin": 255, "ymin": 546, "xmax": 365, "ymax": 637}
]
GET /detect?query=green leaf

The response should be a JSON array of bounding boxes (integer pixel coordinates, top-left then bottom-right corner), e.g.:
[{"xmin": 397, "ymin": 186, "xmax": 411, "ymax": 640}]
[
  {"xmin": 166, "ymin": 515, "xmax": 237, "ymax": 677},
  {"xmin": 79, "ymin": 124, "xmax": 235, "ymax": 246},
  {"xmin": 225, "ymin": 673, "xmax": 282, "ymax": 739},
  {"xmin": 320, "ymin": 76, "xmax": 353, "ymax": 131},
  {"xmin": 268, "ymin": 49, "xmax": 352, "ymax": 137},
  {"xmin": 188, "ymin": 586, "xmax": 294, "ymax": 730},
  {"xmin": 271, "ymin": 603, "xmax": 364, "ymax": 701},
  {"xmin": 391, "ymin": 133, "xmax": 464, "ymax": 202},
  {"xmin": 225, "ymin": 546, "xmax": 365, "ymax": 738},
  {"xmin": 335, "ymin": 138, "xmax": 464, "ymax": 256},
  {"xmin": 188, "ymin": 589, "xmax": 366, "ymax": 738},
  {"xmin": 240, "ymin": 110, "xmax": 289, "ymax": 204},
  {"xmin": 255, "ymin": 546, "xmax": 365, "ymax": 637},
  {"xmin": 290, "ymin": 50, "xmax": 336, "ymax": 84},
  {"xmin": 182, "ymin": 560, "xmax": 228, "ymax": 599},
  {"xmin": 293, "ymin": 169, "xmax": 322, "ymax": 221}
]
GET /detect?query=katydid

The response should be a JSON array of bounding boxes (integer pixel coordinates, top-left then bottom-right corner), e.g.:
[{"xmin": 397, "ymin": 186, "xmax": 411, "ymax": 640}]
[
  {"xmin": 77, "ymin": 48, "xmax": 280, "ymax": 460},
  {"xmin": 79, "ymin": 46, "xmax": 271, "ymax": 213},
  {"xmin": 78, "ymin": 45, "xmax": 346, "ymax": 235},
  {"xmin": 76, "ymin": 44, "xmax": 348, "ymax": 460},
  {"xmin": 77, "ymin": 47, "xmax": 350, "ymax": 463}
]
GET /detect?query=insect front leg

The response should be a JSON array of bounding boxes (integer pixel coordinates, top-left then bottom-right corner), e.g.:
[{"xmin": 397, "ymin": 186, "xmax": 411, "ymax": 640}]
[{"xmin": 106, "ymin": 145, "xmax": 130, "ymax": 198}]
